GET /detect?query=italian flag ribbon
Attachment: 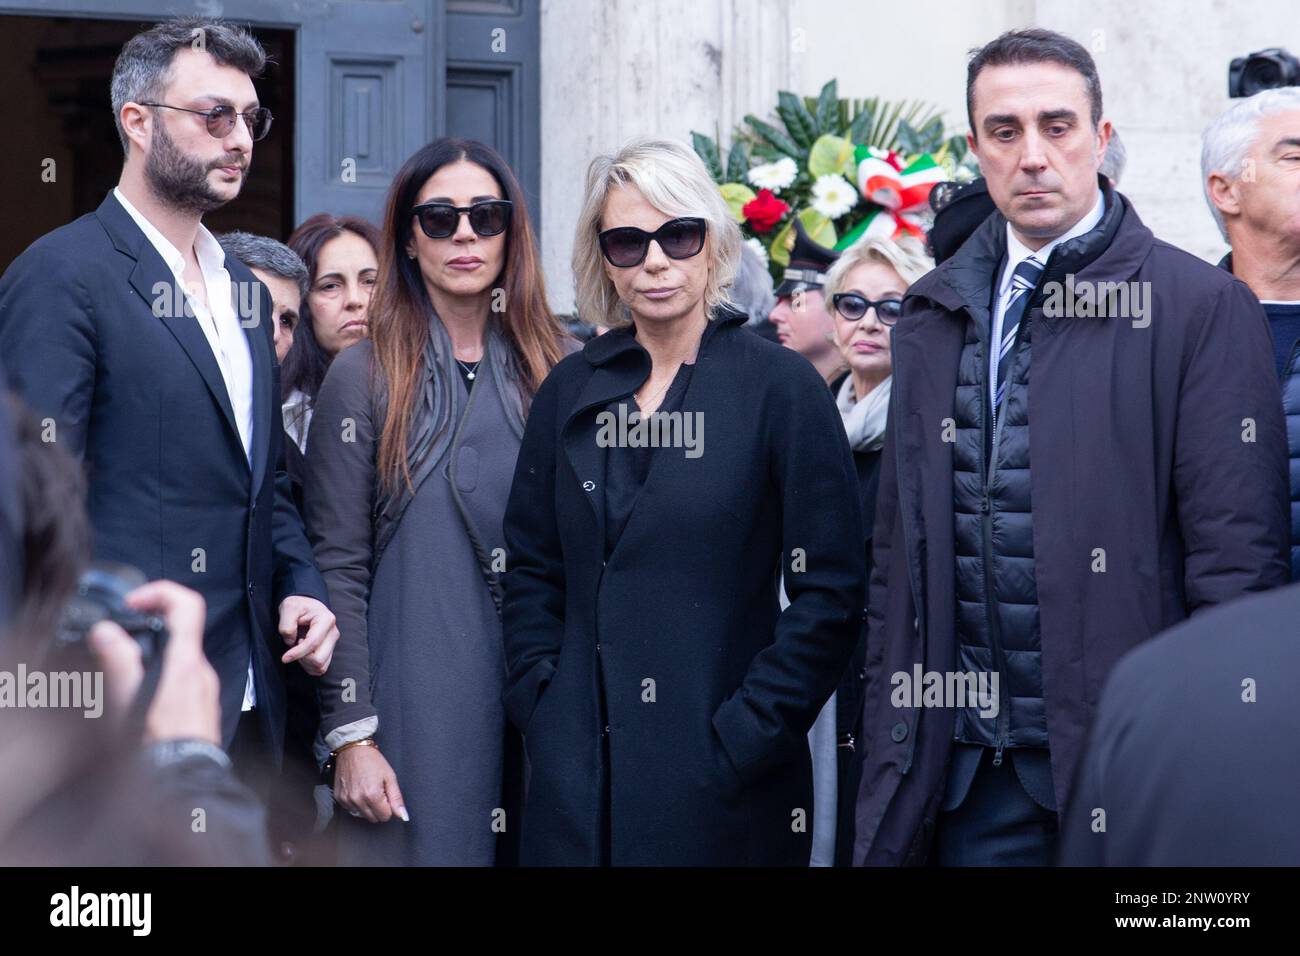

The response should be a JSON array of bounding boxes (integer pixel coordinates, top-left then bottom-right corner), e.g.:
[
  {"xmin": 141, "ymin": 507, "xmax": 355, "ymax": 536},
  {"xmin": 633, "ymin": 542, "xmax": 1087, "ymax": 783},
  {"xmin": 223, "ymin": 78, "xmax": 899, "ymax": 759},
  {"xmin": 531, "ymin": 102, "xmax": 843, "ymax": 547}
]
[{"xmin": 839, "ymin": 147, "xmax": 945, "ymax": 247}]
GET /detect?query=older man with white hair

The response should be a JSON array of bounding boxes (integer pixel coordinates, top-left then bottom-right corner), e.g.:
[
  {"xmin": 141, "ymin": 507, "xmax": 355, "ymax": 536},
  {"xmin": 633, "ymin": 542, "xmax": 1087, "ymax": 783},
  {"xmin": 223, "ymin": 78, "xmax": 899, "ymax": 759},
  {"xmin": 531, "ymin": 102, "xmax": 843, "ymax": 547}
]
[{"xmin": 1204, "ymin": 86, "xmax": 1300, "ymax": 579}]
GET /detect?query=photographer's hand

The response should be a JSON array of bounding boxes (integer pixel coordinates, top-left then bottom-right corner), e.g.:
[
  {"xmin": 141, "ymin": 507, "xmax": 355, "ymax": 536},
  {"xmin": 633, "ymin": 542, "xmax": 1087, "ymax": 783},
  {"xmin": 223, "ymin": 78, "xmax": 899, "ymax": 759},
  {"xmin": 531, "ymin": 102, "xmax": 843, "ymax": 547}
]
[{"xmin": 88, "ymin": 580, "xmax": 221, "ymax": 746}]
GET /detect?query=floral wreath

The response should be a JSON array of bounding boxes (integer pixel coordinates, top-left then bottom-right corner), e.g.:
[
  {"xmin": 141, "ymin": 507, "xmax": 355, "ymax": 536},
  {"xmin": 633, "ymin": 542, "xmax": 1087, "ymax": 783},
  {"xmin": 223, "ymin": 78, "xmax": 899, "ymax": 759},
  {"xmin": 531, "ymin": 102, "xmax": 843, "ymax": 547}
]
[{"xmin": 692, "ymin": 80, "xmax": 976, "ymax": 279}]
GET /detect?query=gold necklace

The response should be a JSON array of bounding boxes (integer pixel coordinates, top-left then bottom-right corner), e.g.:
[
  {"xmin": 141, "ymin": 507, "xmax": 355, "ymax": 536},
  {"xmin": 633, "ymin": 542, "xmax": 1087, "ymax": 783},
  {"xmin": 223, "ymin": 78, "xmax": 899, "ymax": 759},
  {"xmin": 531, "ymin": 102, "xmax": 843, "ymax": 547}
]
[{"xmin": 636, "ymin": 369, "xmax": 676, "ymax": 411}]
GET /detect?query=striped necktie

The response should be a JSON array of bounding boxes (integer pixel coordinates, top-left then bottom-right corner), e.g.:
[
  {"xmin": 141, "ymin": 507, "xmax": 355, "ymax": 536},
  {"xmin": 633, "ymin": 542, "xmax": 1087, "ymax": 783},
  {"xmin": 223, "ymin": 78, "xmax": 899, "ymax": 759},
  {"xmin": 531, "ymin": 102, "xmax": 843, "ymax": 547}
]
[{"xmin": 995, "ymin": 256, "xmax": 1044, "ymax": 412}]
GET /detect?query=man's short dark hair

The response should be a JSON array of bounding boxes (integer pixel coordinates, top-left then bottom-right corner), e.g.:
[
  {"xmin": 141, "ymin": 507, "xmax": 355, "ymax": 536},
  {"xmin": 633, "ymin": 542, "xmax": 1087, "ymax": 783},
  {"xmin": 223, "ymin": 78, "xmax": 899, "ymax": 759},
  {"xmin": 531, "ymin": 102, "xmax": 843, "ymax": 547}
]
[
  {"xmin": 216, "ymin": 232, "xmax": 309, "ymax": 299},
  {"xmin": 110, "ymin": 16, "xmax": 267, "ymax": 154},
  {"xmin": 966, "ymin": 28, "xmax": 1103, "ymax": 135}
]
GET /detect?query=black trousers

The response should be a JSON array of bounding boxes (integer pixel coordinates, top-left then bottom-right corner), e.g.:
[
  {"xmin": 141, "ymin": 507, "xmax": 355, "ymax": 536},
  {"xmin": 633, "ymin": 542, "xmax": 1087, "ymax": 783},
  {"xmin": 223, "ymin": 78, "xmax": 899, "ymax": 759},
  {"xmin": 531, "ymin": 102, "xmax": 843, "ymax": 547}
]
[
  {"xmin": 229, "ymin": 710, "xmax": 275, "ymax": 804},
  {"xmin": 929, "ymin": 747, "xmax": 1058, "ymax": 866}
]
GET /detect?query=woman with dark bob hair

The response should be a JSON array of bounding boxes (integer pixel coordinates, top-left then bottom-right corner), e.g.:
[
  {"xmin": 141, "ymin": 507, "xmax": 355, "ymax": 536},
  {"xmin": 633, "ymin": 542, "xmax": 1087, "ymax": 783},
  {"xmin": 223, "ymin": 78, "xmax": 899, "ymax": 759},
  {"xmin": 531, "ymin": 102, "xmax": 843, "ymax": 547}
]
[
  {"xmin": 501, "ymin": 138, "xmax": 866, "ymax": 866},
  {"xmin": 302, "ymin": 139, "xmax": 572, "ymax": 865},
  {"xmin": 281, "ymin": 214, "xmax": 383, "ymax": 454}
]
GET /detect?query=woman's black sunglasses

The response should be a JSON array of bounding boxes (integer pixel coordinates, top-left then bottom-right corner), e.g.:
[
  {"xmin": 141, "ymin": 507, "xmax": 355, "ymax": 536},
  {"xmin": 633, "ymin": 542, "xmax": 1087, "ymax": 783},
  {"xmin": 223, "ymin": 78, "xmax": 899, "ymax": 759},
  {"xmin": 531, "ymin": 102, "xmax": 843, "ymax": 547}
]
[
  {"xmin": 139, "ymin": 102, "xmax": 273, "ymax": 141},
  {"xmin": 412, "ymin": 199, "xmax": 513, "ymax": 239},
  {"xmin": 832, "ymin": 293, "xmax": 904, "ymax": 326},
  {"xmin": 598, "ymin": 217, "xmax": 707, "ymax": 268}
]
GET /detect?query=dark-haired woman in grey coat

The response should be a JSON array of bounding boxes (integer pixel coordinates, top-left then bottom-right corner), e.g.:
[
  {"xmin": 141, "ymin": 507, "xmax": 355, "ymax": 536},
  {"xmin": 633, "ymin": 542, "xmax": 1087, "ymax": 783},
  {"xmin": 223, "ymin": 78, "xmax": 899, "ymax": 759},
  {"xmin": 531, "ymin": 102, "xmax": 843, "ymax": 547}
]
[{"xmin": 303, "ymin": 139, "xmax": 571, "ymax": 865}]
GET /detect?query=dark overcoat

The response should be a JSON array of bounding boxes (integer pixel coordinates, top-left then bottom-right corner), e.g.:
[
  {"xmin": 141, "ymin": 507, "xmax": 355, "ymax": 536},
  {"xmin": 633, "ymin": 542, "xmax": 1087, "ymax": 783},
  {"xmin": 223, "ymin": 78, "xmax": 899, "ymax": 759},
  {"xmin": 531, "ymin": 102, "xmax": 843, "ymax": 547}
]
[
  {"xmin": 502, "ymin": 307, "xmax": 867, "ymax": 866},
  {"xmin": 854, "ymin": 193, "xmax": 1289, "ymax": 865}
]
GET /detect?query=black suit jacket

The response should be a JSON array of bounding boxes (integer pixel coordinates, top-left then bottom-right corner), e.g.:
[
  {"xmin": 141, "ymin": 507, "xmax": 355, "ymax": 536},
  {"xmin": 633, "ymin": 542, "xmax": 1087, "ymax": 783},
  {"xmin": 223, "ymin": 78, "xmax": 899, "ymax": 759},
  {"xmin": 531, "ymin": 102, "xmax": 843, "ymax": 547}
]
[{"xmin": 0, "ymin": 191, "xmax": 328, "ymax": 761}]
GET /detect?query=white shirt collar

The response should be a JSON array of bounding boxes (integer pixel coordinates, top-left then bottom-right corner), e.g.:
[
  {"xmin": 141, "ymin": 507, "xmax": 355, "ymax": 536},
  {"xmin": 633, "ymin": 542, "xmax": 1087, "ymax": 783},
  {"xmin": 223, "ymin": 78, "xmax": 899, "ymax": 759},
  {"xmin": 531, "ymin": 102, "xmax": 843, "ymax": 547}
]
[
  {"xmin": 112, "ymin": 186, "xmax": 227, "ymax": 278},
  {"xmin": 1001, "ymin": 188, "xmax": 1105, "ymax": 294}
]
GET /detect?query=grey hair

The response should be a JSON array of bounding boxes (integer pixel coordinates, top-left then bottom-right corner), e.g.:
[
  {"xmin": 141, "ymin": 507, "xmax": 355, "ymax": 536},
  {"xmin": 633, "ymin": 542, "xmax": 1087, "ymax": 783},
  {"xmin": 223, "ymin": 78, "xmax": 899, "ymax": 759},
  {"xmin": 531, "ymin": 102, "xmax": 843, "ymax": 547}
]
[
  {"xmin": 1100, "ymin": 128, "xmax": 1126, "ymax": 186},
  {"xmin": 729, "ymin": 243, "xmax": 776, "ymax": 325},
  {"xmin": 1201, "ymin": 86, "xmax": 1300, "ymax": 240},
  {"xmin": 216, "ymin": 231, "xmax": 309, "ymax": 298},
  {"xmin": 823, "ymin": 235, "xmax": 934, "ymax": 300},
  {"xmin": 573, "ymin": 138, "xmax": 742, "ymax": 329},
  {"xmin": 111, "ymin": 16, "xmax": 266, "ymax": 154}
]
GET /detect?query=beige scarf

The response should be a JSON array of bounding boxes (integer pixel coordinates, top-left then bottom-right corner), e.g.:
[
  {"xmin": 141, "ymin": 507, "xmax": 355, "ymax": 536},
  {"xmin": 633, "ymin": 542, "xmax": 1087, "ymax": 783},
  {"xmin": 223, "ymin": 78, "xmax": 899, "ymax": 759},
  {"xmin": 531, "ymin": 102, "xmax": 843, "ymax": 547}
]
[{"xmin": 836, "ymin": 374, "xmax": 892, "ymax": 452}]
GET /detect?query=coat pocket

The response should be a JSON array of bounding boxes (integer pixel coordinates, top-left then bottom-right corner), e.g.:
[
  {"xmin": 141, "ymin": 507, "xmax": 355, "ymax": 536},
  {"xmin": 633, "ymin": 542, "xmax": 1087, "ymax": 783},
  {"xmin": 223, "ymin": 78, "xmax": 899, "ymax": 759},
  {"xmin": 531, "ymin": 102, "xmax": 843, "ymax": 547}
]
[
  {"xmin": 708, "ymin": 723, "xmax": 746, "ymax": 799},
  {"xmin": 452, "ymin": 444, "xmax": 479, "ymax": 493}
]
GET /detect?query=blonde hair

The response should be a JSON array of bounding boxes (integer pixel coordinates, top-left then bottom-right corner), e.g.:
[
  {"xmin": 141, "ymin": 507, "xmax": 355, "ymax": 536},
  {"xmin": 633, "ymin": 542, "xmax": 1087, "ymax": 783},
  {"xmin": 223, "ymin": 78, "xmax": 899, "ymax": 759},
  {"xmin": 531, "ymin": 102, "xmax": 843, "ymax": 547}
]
[
  {"xmin": 573, "ymin": 138, "xmax": 742, "ymax": 329},
  {"xmin": 823, "ymin": 234, "xmax": 934, "ymax": 300}
]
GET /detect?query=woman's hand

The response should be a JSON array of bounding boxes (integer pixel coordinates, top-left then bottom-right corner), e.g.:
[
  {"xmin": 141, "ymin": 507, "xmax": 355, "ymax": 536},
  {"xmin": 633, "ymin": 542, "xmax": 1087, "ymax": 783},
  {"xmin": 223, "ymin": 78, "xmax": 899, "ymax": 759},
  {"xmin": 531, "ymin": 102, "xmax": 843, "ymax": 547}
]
[{"xmin": 333, "ymin": 744, "xmax": 408, "ymax": 823}]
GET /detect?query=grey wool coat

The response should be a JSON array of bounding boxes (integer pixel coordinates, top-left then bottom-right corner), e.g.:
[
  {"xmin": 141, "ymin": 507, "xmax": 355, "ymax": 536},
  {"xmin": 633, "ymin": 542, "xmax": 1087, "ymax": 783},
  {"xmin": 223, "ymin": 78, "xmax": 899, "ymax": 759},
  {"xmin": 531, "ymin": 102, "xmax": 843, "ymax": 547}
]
[{"xmin": 303, "ymin": 337, "xmax": 521, "ymax": 866}]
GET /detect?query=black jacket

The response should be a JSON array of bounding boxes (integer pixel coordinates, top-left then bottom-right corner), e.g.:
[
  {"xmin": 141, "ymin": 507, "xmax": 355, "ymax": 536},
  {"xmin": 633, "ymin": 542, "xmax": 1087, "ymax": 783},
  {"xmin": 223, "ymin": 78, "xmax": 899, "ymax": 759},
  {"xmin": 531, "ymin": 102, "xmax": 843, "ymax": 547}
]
[
  {"xmin": 1220, "ymin": 252, "xmax": 1300, "ymax": 580},
  {"xmin": 502, "ymin": 307, "xmax": 866, "ymax": 865},
  {"xmin": 1061, "ymin": 581, "xmax": 1300, "ymax": 865},
  {"xmin": 0, "ymin": 191, "xmax": 329, "ymax": 760},
  {"xmin": 855, "ymin": 190, "xmax": 1289, "ymax": 865},
  {"xmin": 832, "ymin": 447, "xmax": 880, "ymax": 866}
]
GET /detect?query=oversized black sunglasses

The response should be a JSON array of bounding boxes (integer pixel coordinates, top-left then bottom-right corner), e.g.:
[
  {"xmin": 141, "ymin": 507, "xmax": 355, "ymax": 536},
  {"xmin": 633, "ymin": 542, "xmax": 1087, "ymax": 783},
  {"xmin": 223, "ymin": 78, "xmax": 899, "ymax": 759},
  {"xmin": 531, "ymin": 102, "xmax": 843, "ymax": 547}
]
[
  {"xmin": 411, "ymin": 200, "xmax": 513, "ymax": 239},
  {"xmin": 139, "ymin": 102, "xmax": 273, "ymax": 141},
  {"xmin": 832, "ymin": 292, "xmax": 904, "ymax": 326},
  {"xmin": 598, "ymin": 217, "xmax": 707, "ymax": 268}
]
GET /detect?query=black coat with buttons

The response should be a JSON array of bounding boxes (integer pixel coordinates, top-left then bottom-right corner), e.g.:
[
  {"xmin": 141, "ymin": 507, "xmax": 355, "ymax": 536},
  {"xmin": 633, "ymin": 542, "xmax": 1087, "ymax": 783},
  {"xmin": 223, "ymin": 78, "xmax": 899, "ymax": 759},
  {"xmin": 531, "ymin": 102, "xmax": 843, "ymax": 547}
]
[
  {"xmin": 833, "ymin": 447, "xmax": 880, "ymax": 866},
  {"xmin": 501, "ymin": 306, "xmax": 866, "ymax": 866}
]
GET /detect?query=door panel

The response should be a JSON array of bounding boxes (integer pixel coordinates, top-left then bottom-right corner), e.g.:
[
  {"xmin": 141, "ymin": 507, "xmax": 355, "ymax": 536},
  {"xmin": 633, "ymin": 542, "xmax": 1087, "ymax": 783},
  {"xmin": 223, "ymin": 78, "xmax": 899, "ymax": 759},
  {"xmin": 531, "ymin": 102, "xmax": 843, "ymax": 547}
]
[
  {"xmin": 445, "ymin": 0, "xmax": 540, "ymax": 225},
  {"xmin": 297, "ymin": 0, "xmax": 441, "ymax": 225}
]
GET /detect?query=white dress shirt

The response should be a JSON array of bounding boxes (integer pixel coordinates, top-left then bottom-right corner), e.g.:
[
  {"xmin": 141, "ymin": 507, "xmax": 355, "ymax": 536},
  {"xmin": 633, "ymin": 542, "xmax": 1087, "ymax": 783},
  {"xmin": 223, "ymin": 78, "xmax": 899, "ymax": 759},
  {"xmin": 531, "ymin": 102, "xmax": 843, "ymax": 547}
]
[
  {"xmin": 989, "ymin": 189, "xmax": 1105, "ymax": 411},
  {"xmin": 282, "ymin": 388, "xmax": 313, "ymax": 454},
  {"xmin": 114, "ymin": 187, "xmax": 259, "ymax": 710}
]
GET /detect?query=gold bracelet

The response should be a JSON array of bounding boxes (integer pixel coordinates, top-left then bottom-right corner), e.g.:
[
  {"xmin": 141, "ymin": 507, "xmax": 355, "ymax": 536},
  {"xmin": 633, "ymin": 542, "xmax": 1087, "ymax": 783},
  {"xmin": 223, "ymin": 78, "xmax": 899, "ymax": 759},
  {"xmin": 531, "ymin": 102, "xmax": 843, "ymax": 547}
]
[{"xmin": 331, "ymin": 737, "xmax": 378, "ymax": 759}]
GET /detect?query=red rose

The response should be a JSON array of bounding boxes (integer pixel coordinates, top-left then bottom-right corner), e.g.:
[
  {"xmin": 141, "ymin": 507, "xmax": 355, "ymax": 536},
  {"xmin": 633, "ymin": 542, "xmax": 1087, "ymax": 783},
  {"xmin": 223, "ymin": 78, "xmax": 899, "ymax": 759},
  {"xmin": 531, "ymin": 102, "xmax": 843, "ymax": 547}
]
[{"xmin": 743, "ymin": 188, "xmax": 789, "ymax": 233}]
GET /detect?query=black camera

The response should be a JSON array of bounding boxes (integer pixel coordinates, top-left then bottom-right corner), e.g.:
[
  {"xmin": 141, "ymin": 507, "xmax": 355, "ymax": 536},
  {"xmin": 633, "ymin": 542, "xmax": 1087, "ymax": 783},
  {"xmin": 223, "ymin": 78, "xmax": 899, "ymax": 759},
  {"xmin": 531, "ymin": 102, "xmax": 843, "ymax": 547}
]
[
  {"xmin": 1229, "ymin": 48, "xmax": 1300, "ymax": 98},
  {"xmin": 54, "ymin": 562, "xmax": 168, "ymax": 663}
]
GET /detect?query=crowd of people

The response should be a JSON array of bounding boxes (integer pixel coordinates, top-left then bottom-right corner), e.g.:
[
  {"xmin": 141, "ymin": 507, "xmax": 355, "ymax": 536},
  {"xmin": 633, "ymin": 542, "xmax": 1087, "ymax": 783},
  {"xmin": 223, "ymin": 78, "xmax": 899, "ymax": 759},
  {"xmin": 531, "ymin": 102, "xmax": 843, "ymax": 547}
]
[{"xmin": 0, "ymin": 16, "xmax": 1298, "ymax": 867}]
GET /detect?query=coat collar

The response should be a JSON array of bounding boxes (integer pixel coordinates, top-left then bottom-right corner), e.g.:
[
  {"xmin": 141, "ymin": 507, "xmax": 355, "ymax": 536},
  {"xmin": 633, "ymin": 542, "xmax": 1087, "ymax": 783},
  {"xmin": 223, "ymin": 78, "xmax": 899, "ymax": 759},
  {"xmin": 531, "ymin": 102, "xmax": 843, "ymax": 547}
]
[
  {"xmin": 580, "ymin": 304, "xmax": 747, "ymax": 368},
  {"xmin": 906, "ymin": 176, "xmax": 1152, "ymax": 331},
  {"xmin": 562, "ymin": 305, "xmax": 745, "ymax": 546}
]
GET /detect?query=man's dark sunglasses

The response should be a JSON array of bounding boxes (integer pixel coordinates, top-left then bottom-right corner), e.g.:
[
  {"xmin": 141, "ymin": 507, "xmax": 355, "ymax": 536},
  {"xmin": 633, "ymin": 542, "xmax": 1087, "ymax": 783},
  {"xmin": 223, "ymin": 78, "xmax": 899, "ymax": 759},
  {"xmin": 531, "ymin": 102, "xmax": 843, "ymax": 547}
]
[
  {"xmin": 598, "ymin": 217, "xmax": 707, "ymax": 268},
  {"xmin": 139, "ymin": 102, "xmax": 273, "ymax": 141},
  {"xmin": 412, "ymin": 200, "xmax": 513, "ymax": 239},
  {"xmin": 832, "ymin": 292, "xmax": 904, "ymax": 325}
]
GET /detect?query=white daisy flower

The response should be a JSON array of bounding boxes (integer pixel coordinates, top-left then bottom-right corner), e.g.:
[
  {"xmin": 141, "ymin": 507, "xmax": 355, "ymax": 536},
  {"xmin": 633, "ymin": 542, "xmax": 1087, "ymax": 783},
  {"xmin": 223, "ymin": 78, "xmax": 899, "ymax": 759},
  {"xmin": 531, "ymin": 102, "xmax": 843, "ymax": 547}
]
[
  {"xmin": 811, "ymin": 174, "xmax": 858, "ymax": 219},
  {"xmin": 746, "ymin": 157, "xmax": 798, "ymax": 193},
  {"xmin": 745, "ymin": 237, "xmax": 769, "ymax": 267}
]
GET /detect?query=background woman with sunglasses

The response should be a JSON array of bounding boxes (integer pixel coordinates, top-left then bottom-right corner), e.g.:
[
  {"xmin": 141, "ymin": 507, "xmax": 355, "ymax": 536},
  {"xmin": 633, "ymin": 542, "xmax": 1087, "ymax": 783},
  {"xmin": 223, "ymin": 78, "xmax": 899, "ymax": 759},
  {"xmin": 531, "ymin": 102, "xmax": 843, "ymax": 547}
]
[
  {"xmin": 814, "ymin": 234, "xmax": 933, "ymax": 866},
  {"xmin": 301, "ymin": 139, "xmax": 571, "ymax": 865},
  {"xmin": 501, "ymin": 138, "xmax": 866, "ymax": 866}
]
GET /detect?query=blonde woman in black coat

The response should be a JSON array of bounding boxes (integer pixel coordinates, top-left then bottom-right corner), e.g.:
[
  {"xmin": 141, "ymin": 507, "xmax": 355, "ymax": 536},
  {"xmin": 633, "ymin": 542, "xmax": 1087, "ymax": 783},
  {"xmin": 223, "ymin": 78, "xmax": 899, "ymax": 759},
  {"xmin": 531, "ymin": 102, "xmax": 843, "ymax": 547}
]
[{"xmin": 501, "ymin": 138, "xmax": 866, "ymax": 866}]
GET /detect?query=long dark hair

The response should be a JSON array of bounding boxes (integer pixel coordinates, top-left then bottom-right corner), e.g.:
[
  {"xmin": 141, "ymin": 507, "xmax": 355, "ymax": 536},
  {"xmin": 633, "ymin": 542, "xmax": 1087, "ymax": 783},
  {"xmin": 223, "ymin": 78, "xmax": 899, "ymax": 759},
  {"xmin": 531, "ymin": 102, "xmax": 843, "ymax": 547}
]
[
  {"xmin": 372, "ymin": 138, "xmax": 566, "ymax": 493},
  {"xmin": 281, "ymin": 214, "xmax": 383, "ymax": 403}
]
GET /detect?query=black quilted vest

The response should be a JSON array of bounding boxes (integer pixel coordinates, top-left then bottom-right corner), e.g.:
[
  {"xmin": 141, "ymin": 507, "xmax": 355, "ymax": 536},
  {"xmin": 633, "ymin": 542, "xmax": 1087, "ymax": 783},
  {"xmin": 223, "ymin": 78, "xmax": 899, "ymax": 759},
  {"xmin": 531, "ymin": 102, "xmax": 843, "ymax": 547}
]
[
  {"xmin": 949, "ymin": 186, "xmax": 1125, "ymax": 756},
  {"xmin": 951, "ymin": 276, "xmax": 1045, "ymax": 751}
]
